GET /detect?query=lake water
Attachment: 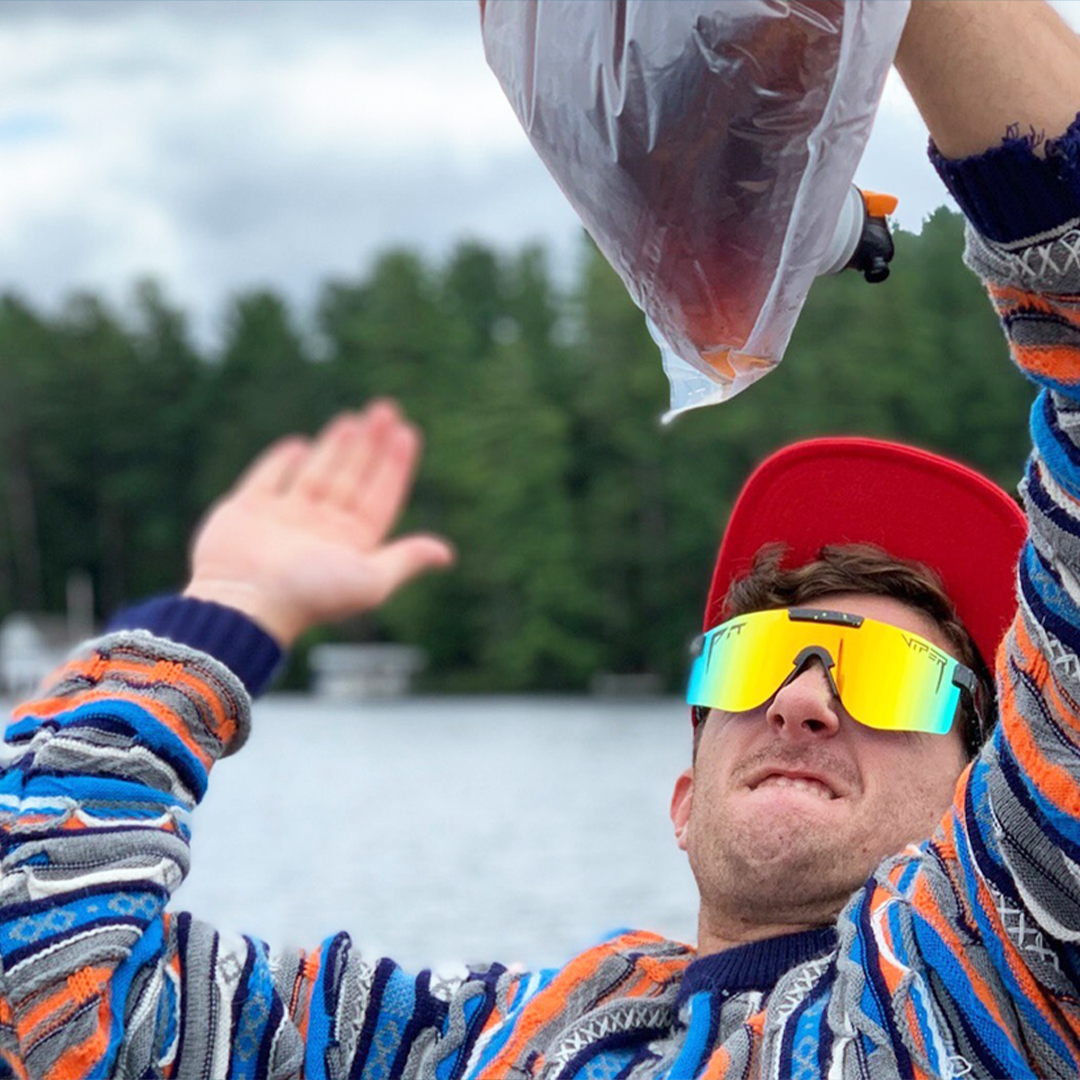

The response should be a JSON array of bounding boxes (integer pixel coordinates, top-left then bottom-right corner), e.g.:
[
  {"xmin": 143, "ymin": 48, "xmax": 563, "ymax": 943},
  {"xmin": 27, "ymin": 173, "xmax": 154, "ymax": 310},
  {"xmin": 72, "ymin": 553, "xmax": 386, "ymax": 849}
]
[{"xmin": 177, "ymin": 694, "xmax": 701, "ymax": 971}]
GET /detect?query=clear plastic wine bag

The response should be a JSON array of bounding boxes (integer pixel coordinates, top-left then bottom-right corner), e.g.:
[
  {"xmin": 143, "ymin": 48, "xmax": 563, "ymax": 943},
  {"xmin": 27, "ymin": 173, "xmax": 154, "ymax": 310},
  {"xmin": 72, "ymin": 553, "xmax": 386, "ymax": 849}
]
[{"xmin": 481, "ymin": 0, "xmax": 910, "ymax": 418}]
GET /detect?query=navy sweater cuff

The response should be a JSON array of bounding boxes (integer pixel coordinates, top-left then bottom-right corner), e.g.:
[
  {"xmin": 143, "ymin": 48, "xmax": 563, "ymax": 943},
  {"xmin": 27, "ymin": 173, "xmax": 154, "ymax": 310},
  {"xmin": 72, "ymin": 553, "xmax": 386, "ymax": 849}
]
[
  {"xmin": 930, "ymin": 112, "xmax": 1080, "ymax": 243},
  {"xmin": 105, "ymin": 595, "xmax": 283, "ymax": 697}
]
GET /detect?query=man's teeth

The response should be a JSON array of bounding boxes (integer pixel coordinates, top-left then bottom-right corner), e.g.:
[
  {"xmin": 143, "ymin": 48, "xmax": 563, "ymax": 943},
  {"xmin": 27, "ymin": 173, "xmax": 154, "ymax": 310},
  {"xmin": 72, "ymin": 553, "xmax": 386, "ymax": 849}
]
[{"xmin": 756, "ymin": 775, "xmax": 835, "ymax": 800}]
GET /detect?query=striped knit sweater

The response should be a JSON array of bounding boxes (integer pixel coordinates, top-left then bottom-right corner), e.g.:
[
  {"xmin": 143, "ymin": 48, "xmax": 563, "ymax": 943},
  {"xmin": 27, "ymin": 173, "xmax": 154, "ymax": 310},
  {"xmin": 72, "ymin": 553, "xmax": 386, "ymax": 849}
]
[{"xmin": 6, "ymin": 136, "xmax": 1080, "ymax": 1080}]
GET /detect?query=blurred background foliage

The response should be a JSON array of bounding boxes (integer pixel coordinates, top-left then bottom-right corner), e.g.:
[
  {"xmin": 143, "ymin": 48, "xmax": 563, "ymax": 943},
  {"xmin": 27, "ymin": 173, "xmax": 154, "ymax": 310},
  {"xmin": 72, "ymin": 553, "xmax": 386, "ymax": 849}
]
[{"xmin": 0, "ymin": 208, "xmax": 1031, "ymax": 690}]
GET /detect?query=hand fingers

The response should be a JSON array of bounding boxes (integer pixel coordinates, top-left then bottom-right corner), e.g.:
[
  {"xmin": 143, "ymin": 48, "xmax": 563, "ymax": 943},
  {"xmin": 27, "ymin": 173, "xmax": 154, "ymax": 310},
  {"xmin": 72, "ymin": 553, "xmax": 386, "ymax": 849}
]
[
  {"xmin": 367, "ymin": 534, "xmax": 456, "ymax": 601},
  {"xmin": 232, "ymin": 436, "xmax": 311, "ymax": 501},
  {"xmin": 325, "ymin": 402, "xmax": 400, "ymax": 509},
  {"xmin": 287, "ymin": 413, "xmax": 365, "ymax": 502},
  {"xmin": 287, "ymin": 401, "xmax": 402, "ymax": 508},
  {"xmin": 352, "ymin": 421, "xmax": 423, "ymax": 542}
]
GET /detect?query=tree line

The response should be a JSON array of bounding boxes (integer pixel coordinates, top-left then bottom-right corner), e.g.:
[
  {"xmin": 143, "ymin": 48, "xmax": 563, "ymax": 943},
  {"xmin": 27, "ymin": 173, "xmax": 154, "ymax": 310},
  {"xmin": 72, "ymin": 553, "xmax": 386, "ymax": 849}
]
[{"xmin": 0, "ymin": 209, "xmax": 1032, "ymax": 690}]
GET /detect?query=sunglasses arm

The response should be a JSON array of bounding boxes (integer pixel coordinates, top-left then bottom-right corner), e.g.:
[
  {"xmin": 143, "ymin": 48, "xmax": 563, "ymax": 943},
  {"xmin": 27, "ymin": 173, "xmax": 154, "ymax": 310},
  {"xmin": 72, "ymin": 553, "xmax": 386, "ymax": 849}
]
[{"xmin": 952, "ymin": 664, "xmax": 987, "ymax": 726}]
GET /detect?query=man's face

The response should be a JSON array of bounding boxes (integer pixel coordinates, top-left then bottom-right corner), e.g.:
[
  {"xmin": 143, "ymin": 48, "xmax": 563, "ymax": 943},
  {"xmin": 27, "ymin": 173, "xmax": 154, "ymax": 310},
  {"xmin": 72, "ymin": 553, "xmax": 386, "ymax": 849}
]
[{"xmin": 670, "ymin": 592, "xmax": 970, "ymax": 946}]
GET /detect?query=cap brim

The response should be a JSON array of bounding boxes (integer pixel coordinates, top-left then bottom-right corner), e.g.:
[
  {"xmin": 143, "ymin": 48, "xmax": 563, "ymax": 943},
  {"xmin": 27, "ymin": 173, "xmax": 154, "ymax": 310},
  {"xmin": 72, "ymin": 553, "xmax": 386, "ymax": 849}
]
[{"xmin": 705, "ymin": 437, "xmax": 1027, "ymax": 668}]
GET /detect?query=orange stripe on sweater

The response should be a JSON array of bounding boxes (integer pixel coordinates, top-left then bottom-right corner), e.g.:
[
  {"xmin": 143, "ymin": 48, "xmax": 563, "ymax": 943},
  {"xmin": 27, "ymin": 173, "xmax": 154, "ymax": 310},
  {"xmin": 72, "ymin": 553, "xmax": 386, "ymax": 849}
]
[
  {"xmin": 1006, "ymin": 616, "xmax": 1076, "ymax": 727},
  {"xmin": 17, "ymin": 968, "xmax": 110, "ymax": 1042},
  {"xmin": 1010, "ymin": 618, "xmax": 1046, "ymax": 682},
  {"xmin": 617, "ymin": 953, "xmax": 691, "ymax": 1000},
  {"xmin": 484, "ymin": 932, "xmax": 662, "ymax": 1073},
  {"xmin": 988, "ymin": 284, "xmax": 1076, "ymax": 316},
  {"xmin": 699, "ymin": 1043, "xmax": 730, "ymax": 1078},
  {"xmin": 1011, "ymin": 343, "xmax": 1080, "ymax": 383},
  {"xmin": 901, "ymin": 999, "xmax": 932, "ymax": 1080},
  {"xmin": 295, "ymin": 951, "xmax": 321, "ymax": 1044},
  {"xmin": 43, "ymin": 993, "xmax": 110, "ymax": 1080},
  {"xmin": 0, "ymin": 994, "xmax": 26, "ymax": 1079},
  {"xmin": 18, "ymin": 654, "xmax": 237, "ymax": 748},
  {"xmin": 91, "ymin": 657, "xmax": 237, "ymax": 747},
  {"xmin": 13, "ymin": 687, "xmax": 213, "ymax": 770},
  {"xmin": 50, "ymin": 654, "xmax": 109, "ymax": 687},
  {"xmin": 999, "ymin": 632, "xmax": 1080, "ymax": 820}
]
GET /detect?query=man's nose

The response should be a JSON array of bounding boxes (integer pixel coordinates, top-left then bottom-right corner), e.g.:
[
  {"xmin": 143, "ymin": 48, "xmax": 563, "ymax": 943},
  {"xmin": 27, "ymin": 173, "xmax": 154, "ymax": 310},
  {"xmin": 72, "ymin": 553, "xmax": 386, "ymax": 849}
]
[{"xmin": 764, "ymin": 661, "xmax": 842, "ymax": 740}]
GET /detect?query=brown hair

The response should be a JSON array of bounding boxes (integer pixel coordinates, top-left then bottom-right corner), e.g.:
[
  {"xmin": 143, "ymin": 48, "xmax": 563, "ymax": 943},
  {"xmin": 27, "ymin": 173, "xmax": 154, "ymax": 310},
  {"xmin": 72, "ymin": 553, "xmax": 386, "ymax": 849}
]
[{"xmin": 693, "ymin": 543, "xmax": 994, "ymax": 759}]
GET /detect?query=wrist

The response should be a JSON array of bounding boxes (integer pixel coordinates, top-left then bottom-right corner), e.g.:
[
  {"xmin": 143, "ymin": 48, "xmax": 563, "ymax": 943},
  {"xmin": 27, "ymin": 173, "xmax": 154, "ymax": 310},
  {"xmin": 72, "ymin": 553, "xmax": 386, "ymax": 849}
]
[
  {"xmin": 106, "ymin": 594, "xmax": 284, "ymax": 697},
  {"xmin": 183, "ymin": 579, "xmax": 303, "ymax": 648}
]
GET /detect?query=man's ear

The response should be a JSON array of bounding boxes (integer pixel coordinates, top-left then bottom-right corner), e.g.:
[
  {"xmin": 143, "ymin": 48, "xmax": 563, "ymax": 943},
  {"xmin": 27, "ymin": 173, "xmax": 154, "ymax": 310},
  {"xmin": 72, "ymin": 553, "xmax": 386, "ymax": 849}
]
[{"xmin": 670, "ymin": 768, "xmax": 694, "ymax": 851}]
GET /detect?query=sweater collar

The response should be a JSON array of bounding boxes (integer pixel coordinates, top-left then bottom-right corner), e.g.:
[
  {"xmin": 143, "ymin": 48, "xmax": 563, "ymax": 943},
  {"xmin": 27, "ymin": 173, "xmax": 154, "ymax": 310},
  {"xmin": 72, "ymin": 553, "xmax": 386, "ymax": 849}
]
[{"xmin": 677, "ymin": 926, "xmax": 837, "ymax": 1005}]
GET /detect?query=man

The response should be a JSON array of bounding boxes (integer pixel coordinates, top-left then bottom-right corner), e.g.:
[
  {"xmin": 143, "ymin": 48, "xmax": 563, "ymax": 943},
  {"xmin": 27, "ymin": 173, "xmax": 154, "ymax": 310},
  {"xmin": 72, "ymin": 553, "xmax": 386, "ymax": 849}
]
[
  {"xmin": 4, "ymin": 0, "xmax": 1080, "ymax": 1075},
  {"xmin": 673, "ymin": 437, "xmax": 1024, "ymax": 961}
]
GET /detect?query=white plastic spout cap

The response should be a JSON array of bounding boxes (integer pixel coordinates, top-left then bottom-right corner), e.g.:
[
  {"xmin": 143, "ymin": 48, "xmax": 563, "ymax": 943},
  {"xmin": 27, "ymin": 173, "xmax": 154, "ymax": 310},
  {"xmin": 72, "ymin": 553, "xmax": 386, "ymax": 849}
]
[{"xmin": 818, "ymin": 184, "xmax": 865, "ymax": 277}]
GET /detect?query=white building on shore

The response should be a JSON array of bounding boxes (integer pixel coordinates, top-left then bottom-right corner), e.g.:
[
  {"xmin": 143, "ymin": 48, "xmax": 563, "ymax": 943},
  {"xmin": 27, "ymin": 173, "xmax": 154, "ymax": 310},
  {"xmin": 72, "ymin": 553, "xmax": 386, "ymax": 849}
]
[
  {"xmin": 0, "ymin": 572, "xmax": 96, "ymax": 697},
  {"xmin": 307, "ymin": 643, "xmax": 425, "ymax": 699}
]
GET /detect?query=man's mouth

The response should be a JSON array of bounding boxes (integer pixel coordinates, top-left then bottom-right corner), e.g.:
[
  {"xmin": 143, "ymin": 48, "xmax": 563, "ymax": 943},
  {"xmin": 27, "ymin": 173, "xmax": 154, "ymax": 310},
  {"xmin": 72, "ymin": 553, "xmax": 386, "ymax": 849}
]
[{"xmin": 749, "ymin": 771, "xmax": 839, "ymax": 801}]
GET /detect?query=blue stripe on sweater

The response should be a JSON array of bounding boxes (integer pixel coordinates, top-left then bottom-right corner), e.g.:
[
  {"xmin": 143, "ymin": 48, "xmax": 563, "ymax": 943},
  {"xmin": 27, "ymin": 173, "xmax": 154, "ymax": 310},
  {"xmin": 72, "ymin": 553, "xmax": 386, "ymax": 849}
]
[
  {"xmin": 1031, "ymin": 391, "xmax": 1080, "ymax": 500},
  {"xmin": 360, "ymin": 964, "xmax": 417, "ymax": 1080},
  {"xmin": 1020, "ymin": 544, "xmax": 1080, "ymax": 672},
  {"xmin": 92, "ymin": 915, "xmax": 166, "ymax": 1078},
  {"xmin": 436, "ymin": 986, "xmax": 488, "ymax": 1080},
  {"xmin": 911, "ymin": 910, "xmax": 1020, "ymax": 1077},
  {"xmin": 1, "ymin": 913, "xmax": 155, "ymax": 972},
  {"xmin": 965, "ymin": 753, "xmax": 1014, "ymax": 892},
  {"xmin": 880, "ymin": 898, "xmax": 943, "ymax": 1077},
  {"xmin": 231, "ymin": 938, "xmax": 277, "ymax": 1080},
  {"xmin": 1026, "ymin": 454, "xmax": 1080, "ymax": 539},
  {"xmin": 259, "ymin": 993, "xmax": 287, "ymax": 1080},
  {"xmin": 854, "ymin": 896, "xmax": 914, "ymax": 1078},
  {"xmin": 667, "ymin": 992, "xmax": 713, "ymax": 1077},
  {"xmin": 4, "ymin": 699, "xmax": 210, "ymax": 801},
  {"xmin": 888, "ymin": 901, "xmax": 948, "ymax": 1080},
  {"xmin": 1022, "ymin": 539, "xmax": 1080, "ymax": 626},
  {"xmin": 304, "ymin": 936, "xmax": 338, "ymax": 1080},
  {"xmin": 0, "ymin": 770, "xmax": 187, "ymax": 818},
  {"xmin": 787, "ymin": 991, "xmax": 828, "ymax": 1080}
]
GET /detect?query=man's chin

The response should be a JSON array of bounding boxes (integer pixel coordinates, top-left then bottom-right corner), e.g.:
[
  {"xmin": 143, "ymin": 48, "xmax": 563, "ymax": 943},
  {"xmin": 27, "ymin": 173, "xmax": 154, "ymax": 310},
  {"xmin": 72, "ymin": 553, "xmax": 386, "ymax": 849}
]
[
  {"xmin": 712, "ymin": 837, "xmax": 866, "ymax": 920},
  {"xmin": 730, "ymin": 831, "xmax": 839, "ymax": 872},
  {"xmin": 714, "ymin": 806, "xmax": 863, "ymax": 884}
]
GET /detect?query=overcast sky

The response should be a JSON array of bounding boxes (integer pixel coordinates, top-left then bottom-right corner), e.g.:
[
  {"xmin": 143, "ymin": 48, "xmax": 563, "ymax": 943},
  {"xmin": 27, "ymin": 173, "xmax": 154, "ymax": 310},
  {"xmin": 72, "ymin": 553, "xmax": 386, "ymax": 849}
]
[{"xmin": 3, "ymin": 1, "xmax": 1080, "ymax": 349}]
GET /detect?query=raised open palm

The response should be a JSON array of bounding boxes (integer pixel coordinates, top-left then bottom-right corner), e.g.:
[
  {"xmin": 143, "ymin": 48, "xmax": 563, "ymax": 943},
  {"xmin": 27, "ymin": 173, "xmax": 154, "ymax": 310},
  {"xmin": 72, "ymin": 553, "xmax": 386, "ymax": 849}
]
[{"xmin": 185, "ymin": 401, "xmax": 454, "ymax": 646}]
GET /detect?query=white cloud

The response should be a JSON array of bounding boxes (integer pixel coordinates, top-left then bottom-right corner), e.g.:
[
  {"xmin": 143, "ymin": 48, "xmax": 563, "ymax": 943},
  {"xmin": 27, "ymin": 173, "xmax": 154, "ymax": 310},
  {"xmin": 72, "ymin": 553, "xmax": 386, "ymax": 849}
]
[
  {"xmin": 0, "ymin": 1, "xmax": 580, "ymax": 343},
  {"xmin": 2, "ymin": 0, "xmax": 1080, "ymax": 345}
]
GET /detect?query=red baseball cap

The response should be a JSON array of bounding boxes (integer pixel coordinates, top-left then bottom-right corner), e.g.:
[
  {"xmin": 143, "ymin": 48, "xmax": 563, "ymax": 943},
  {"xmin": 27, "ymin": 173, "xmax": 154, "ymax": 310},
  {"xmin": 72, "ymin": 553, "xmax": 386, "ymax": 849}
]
[{"xmin": 704, "ymin": 437, "xmax": 1028, "ymax": 669}]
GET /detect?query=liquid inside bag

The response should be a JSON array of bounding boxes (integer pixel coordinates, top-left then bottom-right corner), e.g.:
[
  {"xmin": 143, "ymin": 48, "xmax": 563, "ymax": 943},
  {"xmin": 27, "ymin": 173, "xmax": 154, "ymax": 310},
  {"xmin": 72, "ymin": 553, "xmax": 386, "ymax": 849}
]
[{"xmin": 480, "ymin": 0, "xmax": 910, "ymax": 418}]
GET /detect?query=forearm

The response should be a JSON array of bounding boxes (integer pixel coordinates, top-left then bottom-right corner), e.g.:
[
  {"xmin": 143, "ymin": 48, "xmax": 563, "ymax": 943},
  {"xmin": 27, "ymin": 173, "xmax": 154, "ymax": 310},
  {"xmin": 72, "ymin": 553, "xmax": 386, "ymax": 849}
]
[{"xmin": 896, "ymin": 0, "xmax": 1080, "ymax": 158}]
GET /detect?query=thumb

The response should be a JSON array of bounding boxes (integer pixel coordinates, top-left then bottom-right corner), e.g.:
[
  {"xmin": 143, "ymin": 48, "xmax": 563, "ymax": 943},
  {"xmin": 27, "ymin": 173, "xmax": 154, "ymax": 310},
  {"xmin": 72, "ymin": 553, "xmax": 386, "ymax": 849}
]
[{"xmin": 369, "ymin": 534, "xmax": 456, "ymax": 600}]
